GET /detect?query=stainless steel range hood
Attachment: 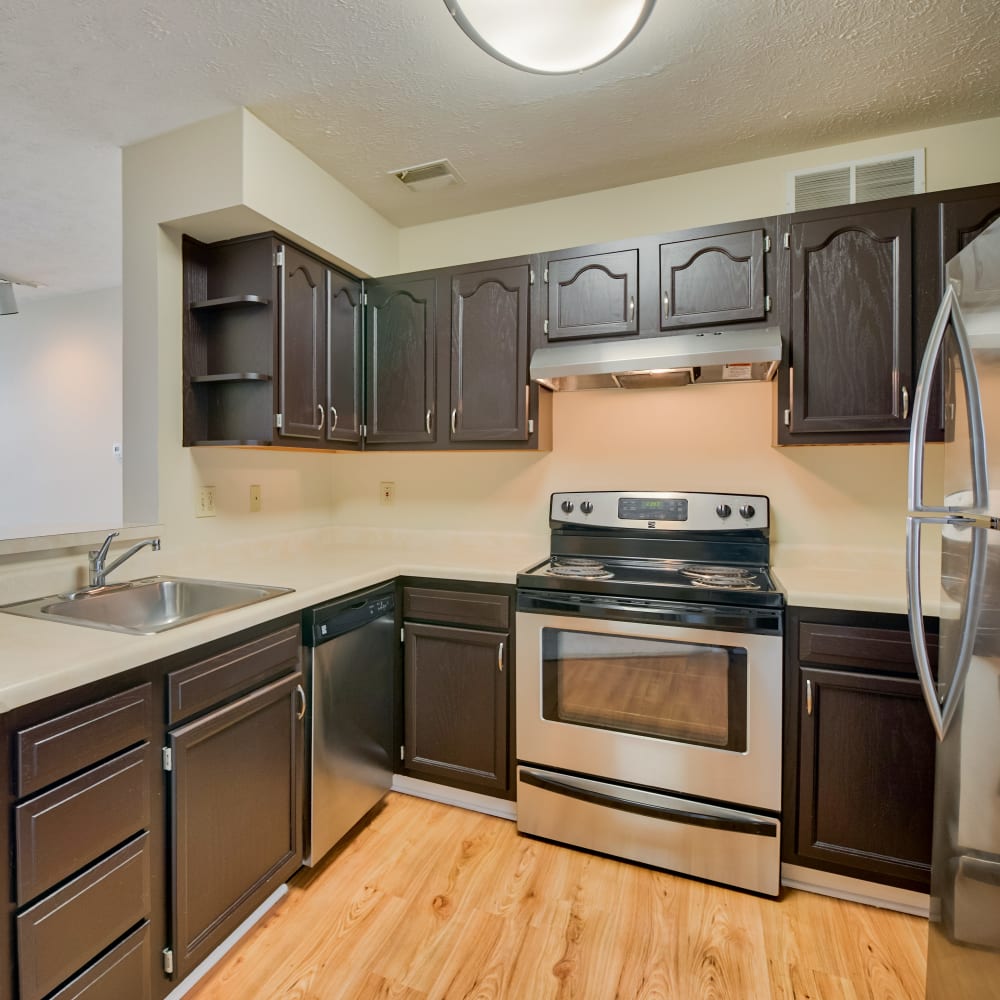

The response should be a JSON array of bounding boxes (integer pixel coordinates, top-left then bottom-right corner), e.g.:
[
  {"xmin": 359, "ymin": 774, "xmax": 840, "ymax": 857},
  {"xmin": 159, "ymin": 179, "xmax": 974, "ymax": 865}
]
[{"xmin": 530, "ymin": 328, "xmax": 782, "ymax": 390}]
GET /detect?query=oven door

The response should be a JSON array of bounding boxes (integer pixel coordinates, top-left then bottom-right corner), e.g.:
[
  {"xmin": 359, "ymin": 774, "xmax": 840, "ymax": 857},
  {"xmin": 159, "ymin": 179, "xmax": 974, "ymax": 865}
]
[{"xmin": 515, "ymin": 604, "xmax": 782, "ymax": 812}]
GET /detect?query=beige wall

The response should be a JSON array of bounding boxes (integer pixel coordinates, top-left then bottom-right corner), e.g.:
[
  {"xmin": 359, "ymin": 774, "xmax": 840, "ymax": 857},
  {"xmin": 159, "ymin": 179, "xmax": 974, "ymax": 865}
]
[
  {"xmin": 7, "ymin": 111, "xmax": 999, "ymax": 583},
  {"xmin": 323, "ymin": 116, "xmax": 1000, "ymax": 554}
]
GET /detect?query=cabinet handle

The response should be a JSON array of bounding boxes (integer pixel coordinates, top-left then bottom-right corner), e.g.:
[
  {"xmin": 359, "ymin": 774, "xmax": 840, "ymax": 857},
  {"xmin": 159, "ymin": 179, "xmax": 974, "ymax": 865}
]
[
  {"xmin": 628, "ymin": 295, "xmax": 635, "ymax": 316},
  {"xmin": 451, "ymin": 408, "xmax": 458, "ymax": 435},
  {"xmin": 663, "ymin": 292, "xmax": 670, "ymax": 319},
  {"xmin": 330, "ymin": 407, "xmax": 338, "ymax": 432},
  {"xmin": 295, "ymin": 684, "xmax": 307, "ymax": 721},
  {"xmin": 426, "ymin": 409, "xmax": 433, "ymax": 435},
  {"xmin": 497, "ymin": 641, "xmax": 504, "ymax": 673},
  {"xmin": 901, "ymin": 386, "xmax": 910, "ymax": 421},
  {"xmin": 805, "ymin": 679, "xmax": 813, "ymax": 716},
  {"xmin": 316, "ymin": 404, "xmax": 325, "ymax": 431}
]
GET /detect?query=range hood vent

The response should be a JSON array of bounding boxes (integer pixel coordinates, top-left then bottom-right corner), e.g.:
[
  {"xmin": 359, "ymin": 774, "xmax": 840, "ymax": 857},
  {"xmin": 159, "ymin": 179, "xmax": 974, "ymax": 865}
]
[{"xmin": 530, "ymin": 328, "xmax": 782, "ymax": 391}]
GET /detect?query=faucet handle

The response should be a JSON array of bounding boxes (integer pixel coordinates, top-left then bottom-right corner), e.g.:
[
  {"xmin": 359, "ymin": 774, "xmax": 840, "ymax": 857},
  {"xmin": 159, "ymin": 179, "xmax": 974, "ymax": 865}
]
[{"xmin": 90, "ymin": 530, "xmax": 119, "ymax": 561}]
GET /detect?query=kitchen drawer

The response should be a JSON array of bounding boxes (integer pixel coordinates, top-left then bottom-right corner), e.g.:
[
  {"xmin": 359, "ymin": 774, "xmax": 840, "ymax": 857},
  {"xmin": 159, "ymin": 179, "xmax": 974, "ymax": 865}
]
[
  {"xmin": 167, "ymin": 624, "xmax": 301, "ymax": 724},
  {"xmin": 47, "ymin": 921, "xmax": 150, "ymax": 1000},
  {"xmin": 16, "ymin": 683, "xmax": 152, "ymax": 797},
  {"xmin": 17, "ymin": 833, "xmax": 150, "ymax": 1000},
  {"xmin": 797, "ymin": 621, "xmax": 936, "ymax": 678},
  {"xmin": 403, "ymin": 587, "xmax": 509, "ymax": 630},
  {"xmin": 15, "ymin": 745, "xmax": 151, "ymax": 905}
]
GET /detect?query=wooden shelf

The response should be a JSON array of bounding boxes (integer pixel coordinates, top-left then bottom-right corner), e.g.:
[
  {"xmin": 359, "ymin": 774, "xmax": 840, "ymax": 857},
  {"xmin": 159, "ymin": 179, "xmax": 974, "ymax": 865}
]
[
  {"xmin": 190, "ymin": 295, "xmax": 270, "ymax": 310},
  {"xmin": 189, "ymin": 373, "xmax": 272, "ymax": 384},
  {"xmin": 190, "ymin": 440, "xmax": 272, "ymax": 447}
]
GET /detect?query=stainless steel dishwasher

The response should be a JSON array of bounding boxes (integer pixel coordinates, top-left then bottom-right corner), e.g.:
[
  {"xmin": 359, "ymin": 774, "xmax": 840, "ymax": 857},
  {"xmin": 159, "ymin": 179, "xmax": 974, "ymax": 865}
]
[{"xmin": 302, "ymin": 583, "xmax": 396, "ymax": 866}]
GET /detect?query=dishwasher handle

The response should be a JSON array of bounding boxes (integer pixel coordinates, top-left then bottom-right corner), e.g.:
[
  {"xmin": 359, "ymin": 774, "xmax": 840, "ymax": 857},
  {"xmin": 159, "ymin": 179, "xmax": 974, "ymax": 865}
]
[{"xmin": 303, "ymin": 585, "xmax": 396, "ymax": 646}]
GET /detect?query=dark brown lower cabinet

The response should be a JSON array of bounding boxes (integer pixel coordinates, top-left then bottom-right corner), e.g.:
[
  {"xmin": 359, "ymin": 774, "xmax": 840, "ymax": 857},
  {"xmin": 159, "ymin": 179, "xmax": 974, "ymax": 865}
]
[
  {"xmin": 404, "ymin": 623, "xmax": 508, "ymax": 794},
  {"xmin": 783, "ymin": 607, "xmax": 937, "ymax": 893},
  {"xmin": 167, "ymin": 671, "xmax": 304, "ymax": 982}
]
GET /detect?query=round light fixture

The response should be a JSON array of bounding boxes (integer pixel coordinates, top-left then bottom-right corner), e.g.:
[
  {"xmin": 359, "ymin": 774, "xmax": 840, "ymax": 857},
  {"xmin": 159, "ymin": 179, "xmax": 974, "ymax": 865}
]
[{"xmin": 444, "ymin": 0, "xmax": 656, "ymax": 75}]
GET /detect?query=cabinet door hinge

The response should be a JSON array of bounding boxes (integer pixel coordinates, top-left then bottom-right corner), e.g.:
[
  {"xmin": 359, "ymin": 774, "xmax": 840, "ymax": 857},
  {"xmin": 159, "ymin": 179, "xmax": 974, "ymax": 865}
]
[
  {"xmin": 529, "ymin": 268, "xmax": 535, "ymax": 285},
  {"xmin": 763, "ymin": 234, "xmax": 771, "ymax": 253},
  {"xmin": 399, "ymin": 745, "xmax": 406, "ymax": 762},
  {"xmin": 275, "ymin": 413, "xmax": 283, "ymax": 430},
  {"xmin": 360, "ymin": 423, "xmax": 367, "ymax": 438},
  {"xmin": 162, "ymin": 747, "xmax": 173, "ymax": 771},
  {"xmin": 528, "ymin": 418, "xmax": 535, "ymax": 434},
  {"xmin": 363, "ymin": 291, "xmax": 368, "ymax": 306},
  {"xmin": 543, "ymin": 267, "xmax": 549, "ymax": 283},
  {"xmin": 784, "ymin": 408, "xmax": 791, "ymax": 427},
  {"xmin": 783, "ymin": 233, "xmax": 791, "ymax": 250},
  {"xmin": 543, "ymin": 319, "xmax": 549, "ymax": 335},
  {"xmin": 163, "ymin": 948, "xmax": 174, "ymax": 975},
  {"xmin": 274, "ymin": 247, "xmax": 285, "ymax": 268},
  {"xmin": 400, "ymin": 627, "xmax": 405, "ymax": 642},
  {"xmin": 765, "ymin": 294, "xmax": 772, "ymax": 313}
]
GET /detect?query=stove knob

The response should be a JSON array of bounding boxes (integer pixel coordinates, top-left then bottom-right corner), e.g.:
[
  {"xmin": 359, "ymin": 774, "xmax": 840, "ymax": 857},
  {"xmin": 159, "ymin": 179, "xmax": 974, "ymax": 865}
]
[
  {"xmin": 716, "ymin": 504, "xmax": 732, "ymax": 519},
  {"xmin": 739, "ymin": 504, "xmax": 756, "ymax": 520},
  {"xmin": 580, "ymin": 501, "xmax": 594, "ymax": 515},
  {"xmin": 561, "ymin": 500, "xmax": 575, "ymax": 514}
]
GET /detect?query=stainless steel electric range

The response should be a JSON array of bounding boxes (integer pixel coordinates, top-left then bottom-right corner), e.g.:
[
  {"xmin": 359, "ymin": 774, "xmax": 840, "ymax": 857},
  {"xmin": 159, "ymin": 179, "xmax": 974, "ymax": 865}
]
[{"xmin": 515, "ymin": 490, "xmax": 785, "ymax": 896}]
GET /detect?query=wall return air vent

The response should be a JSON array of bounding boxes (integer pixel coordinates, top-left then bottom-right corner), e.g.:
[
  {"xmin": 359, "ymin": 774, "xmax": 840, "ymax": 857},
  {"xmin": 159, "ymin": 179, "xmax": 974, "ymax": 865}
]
[
  {"xmin": 390, "ymin": 159, "xmax": 464, "ymax": 192},
  {"xmin": 787, "ymin": 149, "xmax": 925, "ymax": 212}
]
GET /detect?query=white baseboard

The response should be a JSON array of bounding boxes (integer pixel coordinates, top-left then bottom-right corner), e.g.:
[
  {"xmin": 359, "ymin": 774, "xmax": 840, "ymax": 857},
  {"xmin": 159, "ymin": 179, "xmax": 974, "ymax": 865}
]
[
  {"xmin": 391, "ymin": 774, "xmax": 517, "ymax": 820},
  {"xmin": 781, "ymin": 863, "xmax": 929, "ymax": 916},
  {"xmin": 165, "ymin": 884, "xmax": 288, "ymax": 999}
]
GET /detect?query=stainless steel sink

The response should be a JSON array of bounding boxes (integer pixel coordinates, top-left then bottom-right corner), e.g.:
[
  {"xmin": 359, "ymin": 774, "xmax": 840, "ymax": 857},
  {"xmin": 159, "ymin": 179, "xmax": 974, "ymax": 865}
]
[{"xmin": 0, "ymin": 576, "xmax": 294, "ymax": 635}]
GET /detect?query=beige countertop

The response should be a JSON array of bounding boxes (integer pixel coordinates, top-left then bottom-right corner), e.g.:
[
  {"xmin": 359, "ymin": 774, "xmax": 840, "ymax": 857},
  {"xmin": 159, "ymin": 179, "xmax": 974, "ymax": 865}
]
[
  {"xmin": 0, "ymin": 530, "xmax": 940, "ymax": 714},
  {"xmin": 0, "ymin": 528, "xmax": 547, "ymax": 714}
]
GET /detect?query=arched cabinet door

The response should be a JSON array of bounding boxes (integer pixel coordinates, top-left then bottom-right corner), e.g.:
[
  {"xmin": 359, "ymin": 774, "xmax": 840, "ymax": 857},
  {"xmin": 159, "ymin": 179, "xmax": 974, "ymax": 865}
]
[
  {"xmin": 450, "ymin": 264, "xmax": 530, "ymax": 443},
  {"xmin": 659, "ymin": 228, "xmax": 767, "ymax": 329},
  {"xmin": 543, "ymin": 248, "xmax": 639, "ymax": 341},
  {"xmin": 787, "ymin": 206, "xmax": 913, "ymax": 436},
  {"xmin": 277, "ymin": 244, "xmax": 326, "ymax": 442},
  {"xmin": 325, "ymin": 270, "xmax": 363, "ymax": 446},
  {"xmin": 365, "ymin": 277, "xmax": 437, "ymax": 444}
]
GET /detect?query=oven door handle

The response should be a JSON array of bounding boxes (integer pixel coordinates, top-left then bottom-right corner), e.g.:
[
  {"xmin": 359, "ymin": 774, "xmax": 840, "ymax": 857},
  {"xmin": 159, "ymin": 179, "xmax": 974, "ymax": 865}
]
[{"xmin": 518, "ymin": 769, "xmax": 777, "ymax": 838}]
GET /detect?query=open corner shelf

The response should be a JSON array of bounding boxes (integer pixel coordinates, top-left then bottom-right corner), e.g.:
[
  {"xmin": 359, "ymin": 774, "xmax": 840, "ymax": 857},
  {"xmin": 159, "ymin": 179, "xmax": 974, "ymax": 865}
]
[
  {"xmin": 190, "ymin": 295, "xmax": 271, "ymax": 310},
  {"xmin": 189, "ymin": 373, "xmax": 272, "ymax": 384}
]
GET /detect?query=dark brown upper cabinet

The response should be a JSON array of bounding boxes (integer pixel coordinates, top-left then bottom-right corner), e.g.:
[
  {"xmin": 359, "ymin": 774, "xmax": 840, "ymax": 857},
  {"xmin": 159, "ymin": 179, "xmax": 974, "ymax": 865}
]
[
  {"xmin": 277, "ymin": 244, "xmax": 326, "ymax": 443},
  {"xmin": 542, "ymin": 247, "xmax": 639, "ymax": 341},
  {"xmin": 364, "ymin": 276, "xmax": 438, "ymax": 446},
  {"xmin": 325, "ymin": 269, "xmax": 363, "ymax": 447},
  {"xmin": 780, "ymin": 204, "xmax": 913, "ymax": 441},
  {"xmin": 659, "ymin": 228, "xmax": 768, "ymax": 330},
  {"xmin": 182, "ymin": 234, "xmax": 362, "ymax": 451},
  {"xmin": 450, "ymin": 262, "xmax": 530, "ymax": 443}
]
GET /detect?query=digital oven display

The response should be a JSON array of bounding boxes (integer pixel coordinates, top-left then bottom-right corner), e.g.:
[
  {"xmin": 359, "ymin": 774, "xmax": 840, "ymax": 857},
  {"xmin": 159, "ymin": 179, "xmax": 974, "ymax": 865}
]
[{"xmin": 617, "ymin": 497, "xmax": 688, "ymax": 522}]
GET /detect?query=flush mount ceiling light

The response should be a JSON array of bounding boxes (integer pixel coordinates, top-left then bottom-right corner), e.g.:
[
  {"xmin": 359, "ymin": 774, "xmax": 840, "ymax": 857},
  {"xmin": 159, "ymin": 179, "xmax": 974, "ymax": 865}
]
[{"xmin": 444, "ymin": 0, "xmax": 656, "ymax": 75}]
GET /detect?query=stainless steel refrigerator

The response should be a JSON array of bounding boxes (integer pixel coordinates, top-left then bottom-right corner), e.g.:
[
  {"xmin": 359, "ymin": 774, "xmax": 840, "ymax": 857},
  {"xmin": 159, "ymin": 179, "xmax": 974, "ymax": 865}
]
[{"xmin": 907, "ymin": 216, "xmax": 1000, "ymax": 998}]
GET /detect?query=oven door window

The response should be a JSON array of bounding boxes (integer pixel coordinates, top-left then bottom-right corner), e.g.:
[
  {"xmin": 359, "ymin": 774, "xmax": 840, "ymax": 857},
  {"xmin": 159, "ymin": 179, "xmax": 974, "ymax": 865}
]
[{"xmin": 541, "ymin": 628, "xmax": 748, "ymax": 752}]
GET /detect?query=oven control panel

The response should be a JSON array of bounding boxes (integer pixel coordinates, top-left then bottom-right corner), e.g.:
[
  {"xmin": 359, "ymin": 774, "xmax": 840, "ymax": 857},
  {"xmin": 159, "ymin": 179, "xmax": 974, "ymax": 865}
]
[{"xmin": 550, "ymin": 491, "xmax": 769, "ymax": 532}]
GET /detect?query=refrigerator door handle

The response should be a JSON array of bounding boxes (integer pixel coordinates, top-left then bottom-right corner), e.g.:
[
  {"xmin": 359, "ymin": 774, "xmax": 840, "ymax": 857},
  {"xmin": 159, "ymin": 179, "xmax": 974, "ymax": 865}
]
[
  {"xmin": 908, "ymin": 284, "xmax": 990, "ymax": 515},
  {"xmin": 906, "ymin": 514, "xmax": 988, "ymax": 741}
]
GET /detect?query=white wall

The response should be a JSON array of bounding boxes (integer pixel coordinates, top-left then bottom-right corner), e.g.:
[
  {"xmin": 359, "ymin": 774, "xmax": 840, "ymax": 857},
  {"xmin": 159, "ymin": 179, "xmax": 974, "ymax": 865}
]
[{"xmin": 0, "ymin": 288, "xmax": 122, "ymax": 539}]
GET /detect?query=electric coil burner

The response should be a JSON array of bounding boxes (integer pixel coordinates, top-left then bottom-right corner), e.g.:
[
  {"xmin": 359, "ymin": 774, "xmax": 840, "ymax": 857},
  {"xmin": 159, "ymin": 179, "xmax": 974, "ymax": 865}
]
[{"xmin": 515, "ymin": 491, "xmax": 785, "ymax": 897}]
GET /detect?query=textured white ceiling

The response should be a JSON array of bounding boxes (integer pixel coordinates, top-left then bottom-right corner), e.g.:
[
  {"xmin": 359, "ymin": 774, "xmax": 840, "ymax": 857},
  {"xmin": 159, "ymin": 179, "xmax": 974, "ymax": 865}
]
[{"xmin": 2, "ymin": 0, "xmax": 998, "ymax": 298}]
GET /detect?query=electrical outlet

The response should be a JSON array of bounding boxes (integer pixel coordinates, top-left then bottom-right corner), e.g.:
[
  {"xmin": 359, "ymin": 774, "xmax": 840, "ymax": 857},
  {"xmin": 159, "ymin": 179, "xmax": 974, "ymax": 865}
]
[
  {"xmin": 379, "ymin": 481, "xmax": 395, "ymax": 505},
  {"xmin": 196, "ymin": 486, "xmax": 217, "ymax": 518},
  {"xmin": 249, "ymin": 484, "xmax": 262, "ymax": 513}
]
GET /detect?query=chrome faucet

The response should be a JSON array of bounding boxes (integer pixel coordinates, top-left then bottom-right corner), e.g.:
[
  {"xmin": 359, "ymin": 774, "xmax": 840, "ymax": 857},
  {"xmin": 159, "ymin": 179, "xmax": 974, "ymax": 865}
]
[{"xmin": 88, "ymin": 531, "xmax": 161, "ymax": 588}]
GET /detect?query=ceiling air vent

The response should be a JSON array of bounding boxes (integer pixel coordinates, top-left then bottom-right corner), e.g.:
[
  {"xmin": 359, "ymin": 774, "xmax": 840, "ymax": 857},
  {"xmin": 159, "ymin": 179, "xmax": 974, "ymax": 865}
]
[
  {"xmin": 390, "ymin": 159, "xmax": 463, "ymax": 193},
  {"xmin": 788, "ymin": 149, "xmax": 925, "ymax": 211}
]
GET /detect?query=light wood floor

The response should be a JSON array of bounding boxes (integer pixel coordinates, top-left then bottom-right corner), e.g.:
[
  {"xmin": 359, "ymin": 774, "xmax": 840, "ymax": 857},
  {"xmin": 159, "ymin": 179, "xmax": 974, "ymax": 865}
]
[{"xmin": 189, "ymin": 793, "xmax": 927, "ymax": 1000}]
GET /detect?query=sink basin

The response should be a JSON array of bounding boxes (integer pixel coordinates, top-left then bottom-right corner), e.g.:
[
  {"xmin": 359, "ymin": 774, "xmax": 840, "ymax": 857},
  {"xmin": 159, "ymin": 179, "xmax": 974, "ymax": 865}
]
[{"xmin": 0, "ymin": 576, "xmax": 294, "ymax": 635}]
